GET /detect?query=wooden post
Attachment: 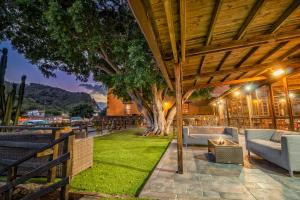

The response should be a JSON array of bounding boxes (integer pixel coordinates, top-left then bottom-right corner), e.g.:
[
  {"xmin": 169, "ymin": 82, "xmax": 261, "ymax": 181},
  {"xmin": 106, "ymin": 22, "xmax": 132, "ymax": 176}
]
[
  {"xmin": 60, "ymin": 134, "xmax": 74, "ymax": 200},
  {"xmin": 48, "ymin": 130, "xmax": 60, "ymax": 183},
  {"xmin": 283, "ymin": 77, "xmax": 294, "ymax": 130},
  {"xmin": 267, "ymin": 84, "xmax": 277, "ymax": 129},
  {"xmin": 5, "ymin": 166, "xmax": 17, "ymax": 200},
  {"xmin": 225, "ymin": 98, "xmax": 230, "ymax": 126},
  {"xmin": 246, "ymin": 94, "xmax": 253, "ymax": 128},
  {"xmin": 175, "ymin": 63, "xmax": 183, "ymax": 174}
]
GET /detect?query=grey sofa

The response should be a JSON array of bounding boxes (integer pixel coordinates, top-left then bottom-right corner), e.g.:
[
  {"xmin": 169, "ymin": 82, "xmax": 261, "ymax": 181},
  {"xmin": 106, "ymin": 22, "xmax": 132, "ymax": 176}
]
[
  {"xmin": 245, "ymin": 129, "xmax": 300, "ymax": 176},
  {"xmin": 183, "ymin": 126, "xmax": 239, "ymax": 146}
]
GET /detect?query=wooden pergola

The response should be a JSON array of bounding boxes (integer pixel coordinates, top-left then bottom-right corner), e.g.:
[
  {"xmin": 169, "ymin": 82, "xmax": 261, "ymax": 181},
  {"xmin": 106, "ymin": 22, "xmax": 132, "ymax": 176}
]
[{"xmin": 128, "ymin": 0, "xmax": 300, "ymax": 174}]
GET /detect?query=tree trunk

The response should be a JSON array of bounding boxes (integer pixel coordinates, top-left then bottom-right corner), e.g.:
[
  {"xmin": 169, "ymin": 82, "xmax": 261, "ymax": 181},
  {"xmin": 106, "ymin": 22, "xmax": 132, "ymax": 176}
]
[{"xmin": 130, "ymin": 85, "xmax": 194, "ymax": 136}]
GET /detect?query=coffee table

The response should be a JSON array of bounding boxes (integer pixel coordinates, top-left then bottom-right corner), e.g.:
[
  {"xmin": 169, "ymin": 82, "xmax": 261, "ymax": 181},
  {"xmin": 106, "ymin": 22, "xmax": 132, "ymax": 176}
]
[{"xmin": 208, "ymin": 139, "xmax": 243, "ymax": 165}]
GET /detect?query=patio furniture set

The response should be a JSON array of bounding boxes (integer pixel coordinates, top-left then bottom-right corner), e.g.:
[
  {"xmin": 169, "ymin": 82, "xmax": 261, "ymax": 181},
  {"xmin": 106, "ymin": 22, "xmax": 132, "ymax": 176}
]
[{"xmin": 183, "ymin": 126, "xmax": 300, "ymax": 176}]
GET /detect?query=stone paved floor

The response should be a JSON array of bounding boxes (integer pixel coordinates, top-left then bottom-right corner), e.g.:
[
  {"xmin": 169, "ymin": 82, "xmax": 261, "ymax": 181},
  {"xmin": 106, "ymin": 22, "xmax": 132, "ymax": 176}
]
[{"xmin": 139, "ymin": 136, "xmax": 300, "ymax": 200}]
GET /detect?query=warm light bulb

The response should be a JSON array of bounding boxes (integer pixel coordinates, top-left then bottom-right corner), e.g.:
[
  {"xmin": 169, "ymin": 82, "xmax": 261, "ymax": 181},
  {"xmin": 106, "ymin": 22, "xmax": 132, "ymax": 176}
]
[
  {"xmin": 245, "ymin": 85, "xmax": 252, "ymax": 91},
  {"xmin": 280, "ymin": 98, "xmax": 286, "ymax": 103},
  {"xmin": 289, "ymin": 93, "xmax": 295, "ymax": 98},
  {"xmin": 234, "ymin": 91, "xmax": 240, "ymax": 96},
  {"xmin": 273, "ymin": 69, "xmax": 285, "ymax": 76},
  {"xmin": 163, "ymin": 101, "xmax": 171, "ymax": 109}
]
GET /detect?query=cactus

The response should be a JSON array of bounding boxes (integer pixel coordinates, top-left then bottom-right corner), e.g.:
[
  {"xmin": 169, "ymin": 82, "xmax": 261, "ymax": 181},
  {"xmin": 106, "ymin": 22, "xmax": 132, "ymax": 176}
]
[
  {"xmin": 0, "ymin": 48, "xmax": 7, "ymax": 117},
  {"xmin": 3, "ymin": 84, "xmax": 16, "ymax": 125},
  {"xmin": 0, "ymin": 48, "xmax": 26, "ymax": 125},
  {"xmin": 14, "ymin": 75, "xmax": 26, "ymax": 125}
]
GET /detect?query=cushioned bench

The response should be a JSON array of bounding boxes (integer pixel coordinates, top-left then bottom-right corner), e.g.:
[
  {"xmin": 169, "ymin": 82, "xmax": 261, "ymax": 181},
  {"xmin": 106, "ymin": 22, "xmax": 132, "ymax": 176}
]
[
  {"xmin": 183, "ymin": 126, "xmax": 239, "ymax": 146},
  {"xmin": 245, "ymin": 129, "xmax": 300, "ymax": 176}
]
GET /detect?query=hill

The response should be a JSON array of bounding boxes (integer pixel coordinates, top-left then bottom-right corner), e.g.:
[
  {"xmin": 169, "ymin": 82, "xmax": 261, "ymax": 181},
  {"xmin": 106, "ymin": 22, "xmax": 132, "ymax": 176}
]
[{"xmin": 17, "ymin": 83, "xmax": 95, "ymax": 115}]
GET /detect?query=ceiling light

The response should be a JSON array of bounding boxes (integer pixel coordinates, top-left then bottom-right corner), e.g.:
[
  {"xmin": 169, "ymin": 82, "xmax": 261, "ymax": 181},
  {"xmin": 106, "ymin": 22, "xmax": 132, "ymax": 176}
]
[
  {"xmin": 234, "ymin": 91, "xmax": 240, "ymax": 96},
  {"xmin": 273, "ymin": 69, "xmax": 285, "ymax": 77},
  {"xmin": 245, "ymin": 84, "xmax": 252, "ymax": 91},
  {"xmin": 289, "ymin": 93, "xmax": 295, "ymax": 98}
]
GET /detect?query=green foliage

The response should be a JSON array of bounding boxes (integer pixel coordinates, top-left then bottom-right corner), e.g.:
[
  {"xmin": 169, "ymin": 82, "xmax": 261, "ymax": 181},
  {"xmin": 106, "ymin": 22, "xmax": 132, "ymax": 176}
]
[
  {"xmin": 1, "ymin": 0, "xmax": 211, "ymax": 108},
  {"xmin": 20, "ymin": 83, "xmax": 95, "ymax": 114},
  {"xmin": 1, "ymin": 0, "xmax": 164, "ymax": 102},
  {"xmin": 190, "ymin": 88, "xmax": 214, "ymax": 100},
  {"xmin": 71, "ymin": 129, "xmax": 170, "ymax": 196},
  {"xmin": 70, "ymin": 104, "xmax": 94, "ymax": 118}
]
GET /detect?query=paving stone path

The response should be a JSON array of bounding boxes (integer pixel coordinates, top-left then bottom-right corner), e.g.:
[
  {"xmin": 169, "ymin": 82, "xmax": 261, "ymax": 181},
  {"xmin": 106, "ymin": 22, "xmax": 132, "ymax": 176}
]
[{"xmin": 139, "ymin": 136, "xmax": 300, "ymax": 200}]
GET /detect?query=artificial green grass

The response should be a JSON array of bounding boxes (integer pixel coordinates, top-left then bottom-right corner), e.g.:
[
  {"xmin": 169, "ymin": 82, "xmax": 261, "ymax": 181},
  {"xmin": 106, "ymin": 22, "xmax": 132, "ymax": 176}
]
[{"xmin": 70, "ymin": 129, "xmax": 170, "ymax": 196}]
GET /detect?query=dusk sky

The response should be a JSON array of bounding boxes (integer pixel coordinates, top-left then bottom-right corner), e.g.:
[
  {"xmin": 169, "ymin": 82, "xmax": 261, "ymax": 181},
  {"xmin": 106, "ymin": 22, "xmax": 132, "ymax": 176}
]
[{"xmin": 0, "ymin": 41, "xmax": 98, "ymax": 93}]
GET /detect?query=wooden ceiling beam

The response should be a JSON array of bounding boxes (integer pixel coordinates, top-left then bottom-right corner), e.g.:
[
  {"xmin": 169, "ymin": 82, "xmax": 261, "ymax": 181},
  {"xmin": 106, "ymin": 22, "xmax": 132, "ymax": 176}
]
[
  {"xmin": 206, "ymin": 0, "xmax": 223, "ymax": 46},
  {"xmin": 194, "ymin": 0, "xmax": 223, "ymax": 86},
  {"xmin": 180, "ymin": 0, "xmax": 186, "ymax": 63},
  {"xmin": 232, "ymin": 0, "xmax": 300, "ymax": 81},
  {"xmin": 238, "ymin": 43, "xmax": 300, "ymax": 79},
  {"xmin": 206, "ymin": 0, "xmax": 265, "ymax": 82},
  {"xmin": 175, "ymin": 29, "xmax": 300, "ymax": 58},
  {"xmin": 164, "ymin": 0, "xmax": 178, "ymax": 63},
  {"xmin": 183, "ymin": 58, "xmax": 300, "ymax": 81},
  {"xmin": 192, "ymin": 76, "xmax": 267, "ymax": 90},
  {"xmin": 256, "ymin": 42, "xmax": 288, "ymax": 64},
  {"xmin": 268, "ymin": 0, "xmax": 300, "ymax": 34},
  {"xmin": 221, "ymin": 46, "xmax": 259, "ymax": 82},
  {"xmin": 128, "ymin": 0, "xmax": 174, "ymax": 90},
  {"xmin": 234, "ymin": 0, "xmax": 265, "ymax": 40}
]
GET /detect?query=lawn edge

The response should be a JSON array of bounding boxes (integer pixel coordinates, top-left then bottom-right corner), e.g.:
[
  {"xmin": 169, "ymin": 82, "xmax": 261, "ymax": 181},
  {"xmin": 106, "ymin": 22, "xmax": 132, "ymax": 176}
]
[{"xmin": 135, "ymin": 139, "xmax": 172, "ymax": 197}]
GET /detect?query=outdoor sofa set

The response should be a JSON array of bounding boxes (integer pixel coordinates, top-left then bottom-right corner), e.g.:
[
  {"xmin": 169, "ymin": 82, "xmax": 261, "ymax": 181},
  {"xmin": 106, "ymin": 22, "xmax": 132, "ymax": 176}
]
[{"xmin": 183, "ymin": 126, "xmax": 300, "ymax": 176}]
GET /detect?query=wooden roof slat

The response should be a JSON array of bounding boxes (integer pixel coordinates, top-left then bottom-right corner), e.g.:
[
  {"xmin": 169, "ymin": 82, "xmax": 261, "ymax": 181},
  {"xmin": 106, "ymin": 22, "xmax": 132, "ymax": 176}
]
[
  {"xmin": 234, "ymin": 0, "xmax": 266, "ymax": 40},
  {"xmin": 163, "ymin": 0, "xmax": 178, "ymax": 63},
  {"xmin": 206, "ymin": 0, "xmax": 224, "ymax": 46},
  {"xmin": 205, "ymin": 0, "xmax": 265, "ymax": 83},
  {"xmin": 194, "ymin": 0, "xmax": 223, "ymax": 86},
  {"xmin": 181, "ymin": 58, "xmax": 300, "ymax": 81},
  {"xmin": 221, "ymin": 46, "xmax": 260, "ymax": 82},
  {"xmin": 128, "ymin": 0, "xmax": 174, "ymax": 90},
  {"xmin": 256, "ymin": 42, "xmax": 288, "ymax": 64},
  {"xmin": 193, "ymin": 76, "xmax": 267, "ymax": 90},
  {"xmin": 278, "ymin": 43, "xmax": 300, "ymax": 60},
  {"xmin": 268, "ymin": 0, "xmax": 300, "ymax": 34},
  {"xmin": 184, "ymin": 29, "xmax": 300, "ymax": 57},
  {"xmin": 237, "ymin": 42, "xmax": 289, "ymax": 79},
  {"xmin": 232, "ymin": 0, "xmax": 300, "ymax": 82},
  {"xmin": 207, "ymin": 76, "xmax": 214, "ymax": 84},
  {"xmin": 130, "ymin": 0, "xmax": 300, "ymax": 91}
]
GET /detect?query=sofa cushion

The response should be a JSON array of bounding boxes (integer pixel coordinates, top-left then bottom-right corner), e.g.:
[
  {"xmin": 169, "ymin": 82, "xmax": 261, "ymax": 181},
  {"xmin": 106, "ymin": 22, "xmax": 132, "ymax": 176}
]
[
  {"xmin": 250, "ymin": 139, "xmax": 281, "ymax": 151},
  {"xmin": 189, "ymin": 133, "xmax": 232, "ymax": 141},
  {"xmin": 270, "ymin": 131, "xmax": 284, "ymax": 143},
  {"xmin": 270, "ymin": 130, "xmax": 300, "ymax": 143},
  {"xmin": 188, "ymin": 126, "xmax": 225, "ymax": 135}
]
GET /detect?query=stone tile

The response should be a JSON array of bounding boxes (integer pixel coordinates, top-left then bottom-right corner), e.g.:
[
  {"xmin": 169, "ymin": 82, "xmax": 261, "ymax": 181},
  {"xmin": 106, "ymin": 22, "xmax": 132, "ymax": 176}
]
[
  {"xmin": 220, "ymin": 192, "xmax": 256, "ymax": 200},
  {"xmin": 202, "ymin": 191, "xmax": 221, "ymax": 198},
  {"xmin": 248, "ymin": 188, "xmax": 300, "ymax": 200},
  {"xmin": 139, "ymin": 139, "xmax": 300, "ymax": 200}
]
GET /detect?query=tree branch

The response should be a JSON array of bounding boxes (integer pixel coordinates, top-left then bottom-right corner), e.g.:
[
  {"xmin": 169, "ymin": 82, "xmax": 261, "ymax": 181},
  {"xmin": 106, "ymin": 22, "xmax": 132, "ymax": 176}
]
[{"xmin": 98, "ymin": 48, "xmax": 121, "ymax": 74}]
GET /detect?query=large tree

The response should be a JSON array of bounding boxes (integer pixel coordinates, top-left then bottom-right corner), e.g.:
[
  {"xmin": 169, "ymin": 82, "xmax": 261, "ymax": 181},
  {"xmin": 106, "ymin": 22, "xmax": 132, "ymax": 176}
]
[{"xmin": 1, "ymin": 0, "xmax": 203, "ymax": 135}]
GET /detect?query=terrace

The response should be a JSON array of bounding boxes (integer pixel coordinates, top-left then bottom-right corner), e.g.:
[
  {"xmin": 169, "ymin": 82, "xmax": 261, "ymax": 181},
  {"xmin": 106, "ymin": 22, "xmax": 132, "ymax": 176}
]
[
  {"xmin": 128, "ymin": 0, "xmax": 300, "ymax": 199},
  {"xmin": 1, "ymin": 0, "xmax": 300, "ymax": 199}
]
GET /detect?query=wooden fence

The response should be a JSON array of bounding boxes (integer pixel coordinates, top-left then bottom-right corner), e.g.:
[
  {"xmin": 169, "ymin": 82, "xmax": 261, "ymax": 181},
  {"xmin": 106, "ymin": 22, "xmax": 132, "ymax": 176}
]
[{"xmin": 0, "ymin": 126, "xmax": 74, "ymax": 200}]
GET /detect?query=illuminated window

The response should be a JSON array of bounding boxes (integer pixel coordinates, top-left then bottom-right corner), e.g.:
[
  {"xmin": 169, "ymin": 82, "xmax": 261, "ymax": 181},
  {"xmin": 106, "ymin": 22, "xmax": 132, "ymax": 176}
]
[
  {"xmin": 183, "ymin": 102, "xmax": 190, "ymax": 114},
  {"xmin": 124, "ymin": 102, "xmax": 132, "ymax": 115}
]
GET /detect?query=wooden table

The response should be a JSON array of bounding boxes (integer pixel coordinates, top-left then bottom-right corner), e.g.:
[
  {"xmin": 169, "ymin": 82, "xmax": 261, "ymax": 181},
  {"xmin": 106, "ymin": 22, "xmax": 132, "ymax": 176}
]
[{"xmin": 208, "ymin": 139, "xmax": 243, "ymax": 165}]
